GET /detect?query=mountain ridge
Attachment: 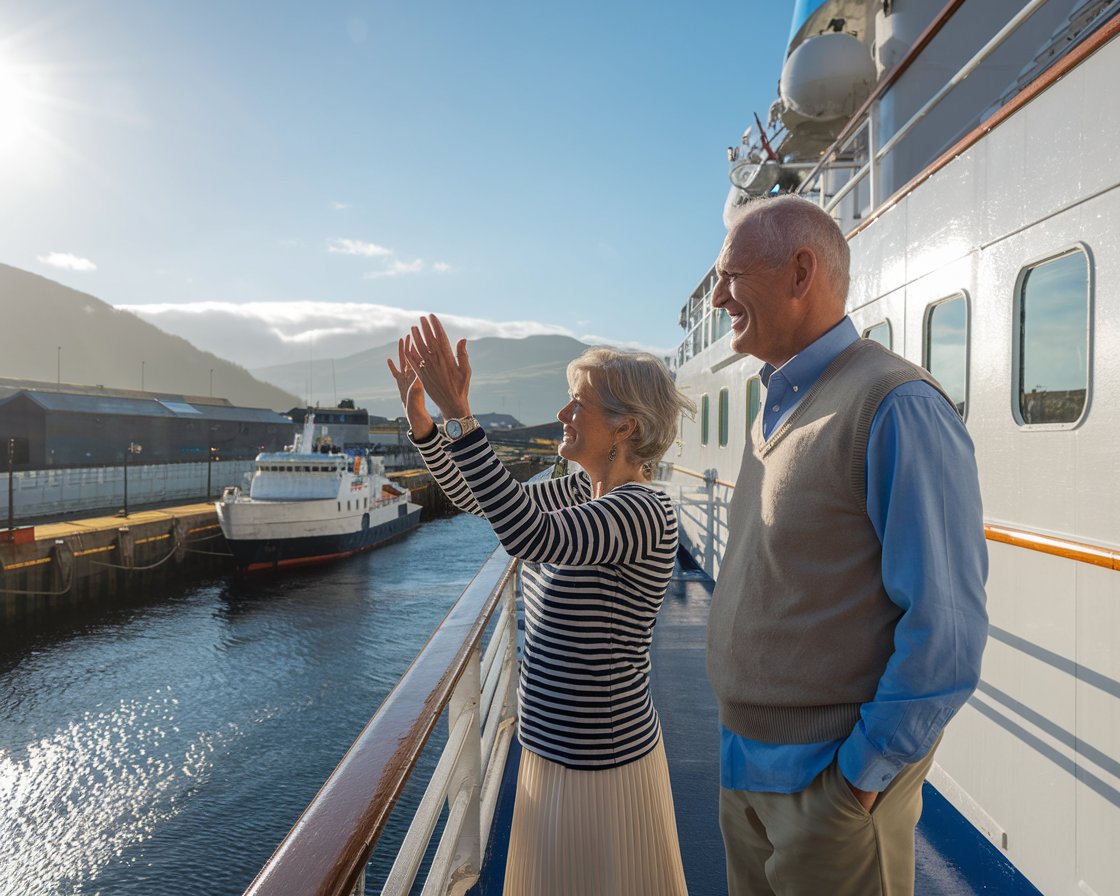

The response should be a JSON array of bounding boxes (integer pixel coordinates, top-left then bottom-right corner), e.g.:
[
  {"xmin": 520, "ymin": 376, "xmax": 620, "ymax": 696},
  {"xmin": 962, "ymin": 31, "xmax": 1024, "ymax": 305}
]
[
  {"xmin": 0, "ymin": 263, "xmax": 301, "ymax": 411},
  {"xmin": 253, "ymin": 334, "xmax": 597, "ymax": 425}
]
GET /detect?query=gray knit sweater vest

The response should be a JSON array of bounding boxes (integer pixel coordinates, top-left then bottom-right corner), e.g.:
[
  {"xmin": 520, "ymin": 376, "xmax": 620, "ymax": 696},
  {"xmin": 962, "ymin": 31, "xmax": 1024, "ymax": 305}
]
[{"xmin": 707, "ymin": 339, "xmax": 953, "ymax": 744}]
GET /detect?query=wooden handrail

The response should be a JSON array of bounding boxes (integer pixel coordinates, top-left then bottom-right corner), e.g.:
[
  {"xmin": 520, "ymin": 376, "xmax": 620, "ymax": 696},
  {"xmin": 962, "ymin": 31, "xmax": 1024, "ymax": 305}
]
[
  {"xmin": 985, "ymin": 524, "xmax": 1120, "ymax": 571},
  {"xmin": 667, "ymin": 463, "xmax": 736, "ymax": 489},
  {"xmin": 242, "ymin": 549, "xmax": 518, "ymax": 896}
]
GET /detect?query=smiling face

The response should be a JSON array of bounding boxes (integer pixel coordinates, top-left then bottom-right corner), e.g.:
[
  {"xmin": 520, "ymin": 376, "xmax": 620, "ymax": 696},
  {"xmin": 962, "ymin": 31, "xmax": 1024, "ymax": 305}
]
[
  {"xmin": 712, "ymin": 223, "xmax": 796, "ymax": 365},
  {"xmin": 556, "ymin": 369, "xmax": 618, "ymax": 468}
]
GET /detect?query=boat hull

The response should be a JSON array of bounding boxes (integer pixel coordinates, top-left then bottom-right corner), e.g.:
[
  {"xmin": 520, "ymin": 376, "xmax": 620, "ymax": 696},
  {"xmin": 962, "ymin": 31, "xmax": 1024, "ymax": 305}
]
[{"xmin": 226, "ymin": 505, "xmax": 422, "ymax": 573}]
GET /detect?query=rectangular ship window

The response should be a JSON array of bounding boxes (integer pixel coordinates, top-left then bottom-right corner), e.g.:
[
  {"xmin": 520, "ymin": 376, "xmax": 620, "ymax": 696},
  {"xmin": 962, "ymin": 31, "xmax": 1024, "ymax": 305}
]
[{"xmin": 1014, "ymin": 249, "xmax": 1090, "ymax": 427}]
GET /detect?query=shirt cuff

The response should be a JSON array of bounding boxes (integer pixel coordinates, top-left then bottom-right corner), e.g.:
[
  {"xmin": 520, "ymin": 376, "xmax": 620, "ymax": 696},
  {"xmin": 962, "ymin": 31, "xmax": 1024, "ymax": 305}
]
[
  {"xmin": 408, "ymin": 424, "xmax": 442, "ymax": 447},
  {"xmin": 837, "ymin": 723, "xmax": 906, "ymax": 792},
  {"xmin": 445, "ymin": 424, "xmax": 488, "ymax": 456}
]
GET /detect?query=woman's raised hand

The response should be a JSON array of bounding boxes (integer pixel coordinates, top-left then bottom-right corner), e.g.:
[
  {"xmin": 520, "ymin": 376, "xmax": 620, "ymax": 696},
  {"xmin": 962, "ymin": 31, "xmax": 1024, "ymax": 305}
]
[
  {"xmin": 403, "ymin": 314, "xmax": 473, "ymax": 420},
  {"xmin": 386, "ymin": 336, "xmax": 433, "ymax": 436}
]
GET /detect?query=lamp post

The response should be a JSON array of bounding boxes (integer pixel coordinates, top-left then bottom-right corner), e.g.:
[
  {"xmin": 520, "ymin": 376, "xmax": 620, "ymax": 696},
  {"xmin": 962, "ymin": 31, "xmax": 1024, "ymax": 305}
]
[
  {"xmin": 56, "ymin": 346, "xmax": 61, "ymax": 387},
  {"xmin": 141, "ymin": 361, "xmax": 145, "ymax": 392},
  {"xmin": 123, "ymin": 442, "xmax": 142, "ymax": 516},
  {"xmin": 209, "ymin": 368, "xmax": 214, "ymax": 398},
  {"xmin": 207, "ymin": 446, "xmax": 220, "ymax": 501},
  {"xmin": 7, "ymin": 438, "xmax": 14, "ymax": 533}
]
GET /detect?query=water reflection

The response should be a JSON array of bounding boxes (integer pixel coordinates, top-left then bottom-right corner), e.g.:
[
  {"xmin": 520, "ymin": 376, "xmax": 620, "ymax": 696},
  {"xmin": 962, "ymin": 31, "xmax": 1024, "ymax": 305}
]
[{"xmin": 0, "ymin": 515, "xmax": 497, "ymax": 896}]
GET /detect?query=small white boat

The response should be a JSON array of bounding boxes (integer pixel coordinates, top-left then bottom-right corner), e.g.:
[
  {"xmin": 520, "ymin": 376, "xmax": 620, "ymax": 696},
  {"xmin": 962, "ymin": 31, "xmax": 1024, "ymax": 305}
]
[{"xmin": 216, "ymin": 411, "xmax": 421, "ymax": 573}]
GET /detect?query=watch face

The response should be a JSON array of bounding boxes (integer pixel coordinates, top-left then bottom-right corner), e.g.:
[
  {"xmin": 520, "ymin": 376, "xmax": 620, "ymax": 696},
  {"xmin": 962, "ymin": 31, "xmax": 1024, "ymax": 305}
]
[{"xmin": 445, "ymin": 419, "xmax": 463, "ymax": 439}]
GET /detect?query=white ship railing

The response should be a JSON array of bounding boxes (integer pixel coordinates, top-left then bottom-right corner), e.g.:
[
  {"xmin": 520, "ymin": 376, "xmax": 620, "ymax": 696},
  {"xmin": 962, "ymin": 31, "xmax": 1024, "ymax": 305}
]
[
  {"xmin": 801, "ymin": 0, "xmax": 1053, "ymax": 218},
  {"xmin": 242, "ymin": 546, "xmax": 520, "ymax": 896}
]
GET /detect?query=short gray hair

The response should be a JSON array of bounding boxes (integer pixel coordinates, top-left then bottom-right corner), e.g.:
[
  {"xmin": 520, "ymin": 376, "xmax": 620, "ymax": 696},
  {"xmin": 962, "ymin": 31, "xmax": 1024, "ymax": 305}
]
[
  {"xmin": 567, "ymin": 347, "xmax": 695, "ymax": 468},
  {"xmin": 726, "ymin": 195, "xmax": 850, "ymax": 301}
]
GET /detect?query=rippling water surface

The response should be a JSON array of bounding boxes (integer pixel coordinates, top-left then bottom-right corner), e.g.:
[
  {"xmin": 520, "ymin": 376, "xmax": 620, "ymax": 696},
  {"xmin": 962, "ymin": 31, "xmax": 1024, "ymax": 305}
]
[{"xmin": 0, "ymin": 515, "xmax": 498, "ymax": 896}]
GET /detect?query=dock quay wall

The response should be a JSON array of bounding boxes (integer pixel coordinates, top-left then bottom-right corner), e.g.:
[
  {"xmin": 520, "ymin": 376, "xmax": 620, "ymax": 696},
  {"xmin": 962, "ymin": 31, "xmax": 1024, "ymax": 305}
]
[
  {"xmin": 2, "ymin": 459, "xmax": 256, "ymax": 524},
  {"xmin": 0, "ymin": 504, "xmax": 231, "ymax": 624}
]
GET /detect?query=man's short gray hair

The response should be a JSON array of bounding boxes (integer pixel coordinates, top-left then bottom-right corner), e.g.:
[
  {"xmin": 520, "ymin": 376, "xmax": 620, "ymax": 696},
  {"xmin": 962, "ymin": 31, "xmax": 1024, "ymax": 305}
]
[
  {"xmin": 727, "ymin": 195, "xmax": 851, "ymax": 301},
  {"xmin": 567, "ymin": 348, "xmax": 696, "ymax": 469}
]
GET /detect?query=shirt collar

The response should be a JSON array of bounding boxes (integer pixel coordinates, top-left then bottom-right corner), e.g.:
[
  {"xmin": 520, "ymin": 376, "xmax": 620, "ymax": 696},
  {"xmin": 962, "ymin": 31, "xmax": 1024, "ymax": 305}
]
[{"xmin": 759, "ymin": 316, "xmax": 858, "ymax": 389}]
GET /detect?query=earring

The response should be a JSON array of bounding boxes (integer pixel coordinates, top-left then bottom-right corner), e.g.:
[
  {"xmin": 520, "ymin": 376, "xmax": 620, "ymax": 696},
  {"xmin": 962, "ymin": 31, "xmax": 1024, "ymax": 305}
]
[{"xmin": 608, "ymin": 445, "xmax": 617, "ymax": 462}]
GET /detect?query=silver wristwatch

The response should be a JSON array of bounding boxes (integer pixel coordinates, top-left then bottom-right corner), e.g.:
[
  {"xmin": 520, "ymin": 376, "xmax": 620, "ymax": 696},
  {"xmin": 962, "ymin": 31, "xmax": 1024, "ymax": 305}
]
[{"xmin": 443, "ymin": 414, "xmax": 480, "ymax": 441}]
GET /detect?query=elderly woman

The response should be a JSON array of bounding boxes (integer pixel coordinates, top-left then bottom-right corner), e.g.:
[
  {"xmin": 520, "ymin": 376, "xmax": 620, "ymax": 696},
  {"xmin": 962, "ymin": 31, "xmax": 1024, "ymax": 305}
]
[{"xmin": 388, "ymin": 314, "xmax": 694, "ymax": 896}]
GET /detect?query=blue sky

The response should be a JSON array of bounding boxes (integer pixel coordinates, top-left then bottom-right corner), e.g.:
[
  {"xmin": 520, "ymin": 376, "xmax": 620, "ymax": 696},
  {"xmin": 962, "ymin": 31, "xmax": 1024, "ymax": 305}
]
[{"xmin": 0, "ymin": 1, "xmax": 791, "ymax": 368}]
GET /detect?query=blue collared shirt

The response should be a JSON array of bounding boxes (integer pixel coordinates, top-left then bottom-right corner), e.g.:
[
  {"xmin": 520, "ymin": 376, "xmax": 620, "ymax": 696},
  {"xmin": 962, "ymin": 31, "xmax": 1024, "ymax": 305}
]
[{"xmin": 720, "ymin": 317, "xmax": 989, "ymax": 793}]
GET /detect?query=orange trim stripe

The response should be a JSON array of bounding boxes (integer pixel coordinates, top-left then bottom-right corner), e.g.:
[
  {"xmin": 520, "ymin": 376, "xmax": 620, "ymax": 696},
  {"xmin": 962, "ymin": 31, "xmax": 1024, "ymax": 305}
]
[{"xmin": 985, "ymin": 524, "xmax": 1120, "ymax": 571}]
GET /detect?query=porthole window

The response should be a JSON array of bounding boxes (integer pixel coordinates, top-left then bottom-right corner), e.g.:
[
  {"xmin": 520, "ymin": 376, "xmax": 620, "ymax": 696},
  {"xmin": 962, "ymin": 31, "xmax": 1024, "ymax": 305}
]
[
  {"xmin": 700, "ymin": 394, "xmax": 710, "ymax": 446},
  {"xmin": 718, "ymin": 388, "xmax": 730, "ymax": 447},
  {"xmin": 1014, "ymin": 249, "xmax": 1090, "ymax": 426},
  {"xmin": 863, "ymin": 321, "xmax": 892, "ymax": 349},
  {"xmin": 924, "ymin": 295, "xmax": 969, "ymax": 418},
  {"xmin": 746, "ymin": 376, "xmax": 761, "ymax": 436}
]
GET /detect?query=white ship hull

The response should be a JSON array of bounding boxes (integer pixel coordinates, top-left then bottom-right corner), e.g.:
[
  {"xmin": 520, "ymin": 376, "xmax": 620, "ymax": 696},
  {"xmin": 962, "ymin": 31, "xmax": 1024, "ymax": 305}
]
[{"xmin": 663, "ymin": 4, "xmax": 1120, "ymax": 893}]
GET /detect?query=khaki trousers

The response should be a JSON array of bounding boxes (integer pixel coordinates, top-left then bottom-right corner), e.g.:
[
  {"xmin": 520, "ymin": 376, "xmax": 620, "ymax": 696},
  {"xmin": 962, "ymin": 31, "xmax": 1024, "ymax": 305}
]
[{"xmin": 719, "ymin": 742, "xmax": 939, "ymax": 896}]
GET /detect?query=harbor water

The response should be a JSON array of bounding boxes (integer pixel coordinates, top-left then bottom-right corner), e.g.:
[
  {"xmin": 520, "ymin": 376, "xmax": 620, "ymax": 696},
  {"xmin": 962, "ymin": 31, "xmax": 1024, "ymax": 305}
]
[{"xmin": 0, "ymin": 514, "xmax": 500, "ymax": 896}]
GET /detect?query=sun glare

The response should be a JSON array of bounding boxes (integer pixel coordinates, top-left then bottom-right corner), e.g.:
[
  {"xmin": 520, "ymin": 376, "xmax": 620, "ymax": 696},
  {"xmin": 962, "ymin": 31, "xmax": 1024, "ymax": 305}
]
[
  {"xmin": 0, "ymin": 56, "xmax": 32, "ymax": 160},
  {"xmin": 0, "ymin": 49, "xmax": 50, "ymax": 171}
]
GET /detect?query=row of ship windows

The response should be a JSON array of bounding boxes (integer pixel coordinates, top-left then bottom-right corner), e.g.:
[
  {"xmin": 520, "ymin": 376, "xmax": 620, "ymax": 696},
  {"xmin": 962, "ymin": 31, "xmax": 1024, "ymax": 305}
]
[
  {"xmin": 338, "ymin": 498, "xmax": 369, "ymax": 511},
  {"xmin": 697, "ymin": 246, "xmax": 1091, "ymax": 445}
]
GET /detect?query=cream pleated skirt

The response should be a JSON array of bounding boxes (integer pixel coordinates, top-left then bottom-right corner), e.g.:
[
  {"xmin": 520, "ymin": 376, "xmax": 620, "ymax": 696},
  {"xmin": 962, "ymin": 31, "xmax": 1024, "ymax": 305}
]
[{"xmin": 503, "ymin": 735, "xmax": 689, "ymax": 896}]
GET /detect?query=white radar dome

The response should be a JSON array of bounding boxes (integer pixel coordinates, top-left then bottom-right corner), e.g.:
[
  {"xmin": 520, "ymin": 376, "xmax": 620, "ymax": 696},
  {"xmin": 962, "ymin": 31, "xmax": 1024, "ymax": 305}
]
[{"xmin": 779, "ymin": 32, "xmax": 876, "ymax": 121}]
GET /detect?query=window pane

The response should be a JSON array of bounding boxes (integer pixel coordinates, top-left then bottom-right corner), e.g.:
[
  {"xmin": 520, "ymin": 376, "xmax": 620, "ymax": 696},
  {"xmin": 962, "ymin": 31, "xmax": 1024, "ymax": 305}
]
[
  {"xmin": 718, "ymin": 389, "xmax": 729, "ymax": 447},
  {"xmin": 746, "ymin": 377, "xmax": 761, "ymax": 436},
  {"xmin": 863, "ymin": 321, "xmax": 891, "ymax": 349},
  {"xmin": 700, "ymin": 394, "xmax": 709, "ymax": 446},
  {"xmin": 925, "ymin": 296, "xmax": 968, "ymax": 417},
  {"xmin": 1017, "ymin": 252, "xmax": 1089, "ymax": 425}
]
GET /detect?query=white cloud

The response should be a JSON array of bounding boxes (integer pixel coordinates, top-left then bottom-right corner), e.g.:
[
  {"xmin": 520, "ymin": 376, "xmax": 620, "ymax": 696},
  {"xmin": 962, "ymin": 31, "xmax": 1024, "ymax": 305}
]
[
  {"xmin": 114, "ymin": 300, "xmax": 578, "ymax": 369},
  {"xmin": 330, "ymin": 200, "xmax": 351, "ymax": 210},
  {"xmin": 38, "ymin": 252, "xmax": 97, "ymax": 272},
  {"xmin": 364, "ymin": 258, "xmax": 425, "ymax": 279},
  {"xmin": 433, "ymin": 261, "xmax": 451, "ymax": 272},
  {"xmin": 577, "ymin": 332, "xmax": 674, "ymax": 358},
  {"xmin": 327, "ymin": 237, "xmax": 392, "ymax": 257}
]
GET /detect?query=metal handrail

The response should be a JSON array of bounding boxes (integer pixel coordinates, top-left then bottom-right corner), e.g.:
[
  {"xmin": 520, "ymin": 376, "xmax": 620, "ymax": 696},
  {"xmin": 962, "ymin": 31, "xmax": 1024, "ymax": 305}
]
[
  {"xmin": 798, "ymin": 0, "xmax": 967, "ymax": 190},
  {"xmin": 242, "ymin": 547, "xmax": 520, "ymax": 896},
  {"xmin": 811, "ymin": 0, "xmax": 1052, "ymax": 213}
]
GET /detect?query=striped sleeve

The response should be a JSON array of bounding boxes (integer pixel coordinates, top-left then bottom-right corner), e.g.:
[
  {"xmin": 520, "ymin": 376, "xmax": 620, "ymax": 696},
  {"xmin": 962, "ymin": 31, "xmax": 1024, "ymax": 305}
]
[
  {"xmin": 445, "ymin": 428, "xmax": 668, "ymax": 566},
  {"xmin": 412, "ymin": 426, "xmax": 593, "ymax": 518}
]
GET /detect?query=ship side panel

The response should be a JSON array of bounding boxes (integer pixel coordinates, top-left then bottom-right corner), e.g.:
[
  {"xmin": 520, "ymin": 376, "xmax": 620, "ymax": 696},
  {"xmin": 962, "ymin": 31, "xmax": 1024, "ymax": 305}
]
[{"xmin": 843, "ymin": 35, "xmax": 1120, "ymax": 892}]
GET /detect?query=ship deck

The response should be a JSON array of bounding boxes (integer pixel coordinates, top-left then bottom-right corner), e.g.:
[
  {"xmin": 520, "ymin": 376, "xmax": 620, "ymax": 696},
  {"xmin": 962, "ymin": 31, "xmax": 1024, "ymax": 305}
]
[{"xmin": 476, "ymin": 553, "xmax": 1043, "ymax": 894}]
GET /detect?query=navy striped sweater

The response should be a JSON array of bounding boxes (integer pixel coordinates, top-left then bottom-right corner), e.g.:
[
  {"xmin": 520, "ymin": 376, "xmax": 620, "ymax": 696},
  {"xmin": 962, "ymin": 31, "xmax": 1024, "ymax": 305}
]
[{"xmin": 413, "ymin": 426, "xmax": 678, "ymax": 770}]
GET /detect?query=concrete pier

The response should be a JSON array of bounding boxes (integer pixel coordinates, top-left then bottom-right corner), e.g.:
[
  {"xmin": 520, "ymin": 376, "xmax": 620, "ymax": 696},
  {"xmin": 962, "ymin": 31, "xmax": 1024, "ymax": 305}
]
[{"xmin": 0, "ymin": 503, "xmax": 230, "ymax": 623}]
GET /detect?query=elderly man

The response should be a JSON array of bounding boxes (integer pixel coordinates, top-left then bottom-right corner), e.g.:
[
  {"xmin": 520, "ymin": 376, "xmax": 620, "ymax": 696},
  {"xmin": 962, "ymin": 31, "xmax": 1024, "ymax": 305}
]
[{"xmin": 706, "ymin": 195, "xmax": 988, "ymax": 896}]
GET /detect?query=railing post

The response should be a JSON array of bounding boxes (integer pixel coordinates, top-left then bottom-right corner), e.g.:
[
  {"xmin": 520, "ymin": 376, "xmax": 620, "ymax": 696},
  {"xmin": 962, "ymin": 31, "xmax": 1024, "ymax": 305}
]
[
  {"xmin": 703, "ymin": 468, "xmax": 718, "ymax": 577},
  {"xmin": 446, "ymin": 645, "xmax": 482, "ymax": 893},
  {"xmin": 868, "ymin": 99, "xmax": 880, "ymax": 212}
]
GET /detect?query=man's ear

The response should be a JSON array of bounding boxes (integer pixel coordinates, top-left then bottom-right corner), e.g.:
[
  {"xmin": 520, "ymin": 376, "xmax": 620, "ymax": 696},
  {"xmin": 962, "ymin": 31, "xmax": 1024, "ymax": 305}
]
[{"xmin": 791, "ymin": 247, "xmax": 818, "ymax": 299}]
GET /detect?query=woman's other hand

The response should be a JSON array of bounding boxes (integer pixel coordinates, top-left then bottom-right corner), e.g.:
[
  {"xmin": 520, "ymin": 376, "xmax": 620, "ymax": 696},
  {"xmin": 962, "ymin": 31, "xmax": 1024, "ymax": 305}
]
[
  {"xmin": 404, "ymin": 314, "xmax": 473, "ymax": 420},
  {"xmin": 386, "ymin": 337, "xmax": 435, "ymax": 438}
]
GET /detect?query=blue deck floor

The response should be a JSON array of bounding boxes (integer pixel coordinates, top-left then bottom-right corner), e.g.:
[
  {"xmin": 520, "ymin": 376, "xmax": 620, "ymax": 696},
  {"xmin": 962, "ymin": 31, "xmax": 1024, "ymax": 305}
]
[{"xmin": 651, "ymin": 555, "xmax": 1042, "ymax": 895}]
